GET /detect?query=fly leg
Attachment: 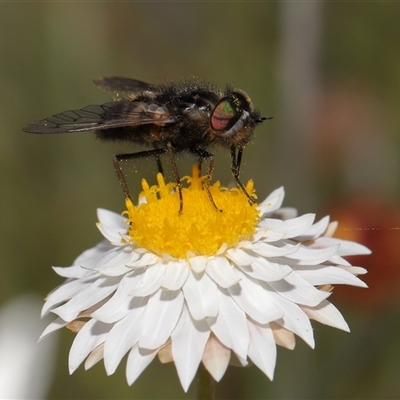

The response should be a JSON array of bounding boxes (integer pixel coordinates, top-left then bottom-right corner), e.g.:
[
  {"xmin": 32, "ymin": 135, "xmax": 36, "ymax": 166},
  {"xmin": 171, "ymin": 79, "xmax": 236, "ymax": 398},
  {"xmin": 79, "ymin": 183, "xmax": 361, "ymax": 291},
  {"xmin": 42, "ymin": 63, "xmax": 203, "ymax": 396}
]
[
  {"xmin": 153, "ymin": 143, "xmax": 164, "ymax": 175},
  {"xmin": 190, "ymin": 147, "xmax": 221, "ymax": 212},
  {"xmin": 230, "ymin": 145, "xmax": 257, "ymax": 204},
  {"xmin": 165, "ymin": 142, "xmax": 184, "ymax": 214},
  {"xmin": 113, "ymin": 148, "xmax": 167, "ymax": 201}
]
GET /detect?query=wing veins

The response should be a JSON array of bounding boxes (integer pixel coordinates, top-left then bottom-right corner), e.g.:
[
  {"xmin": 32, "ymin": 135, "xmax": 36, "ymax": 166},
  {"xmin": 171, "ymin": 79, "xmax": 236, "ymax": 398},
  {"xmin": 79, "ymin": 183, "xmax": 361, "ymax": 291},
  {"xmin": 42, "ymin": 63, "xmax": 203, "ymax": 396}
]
[{"xmin": 24, "ymin": 102, "xmax": 178, "ymax": 134}]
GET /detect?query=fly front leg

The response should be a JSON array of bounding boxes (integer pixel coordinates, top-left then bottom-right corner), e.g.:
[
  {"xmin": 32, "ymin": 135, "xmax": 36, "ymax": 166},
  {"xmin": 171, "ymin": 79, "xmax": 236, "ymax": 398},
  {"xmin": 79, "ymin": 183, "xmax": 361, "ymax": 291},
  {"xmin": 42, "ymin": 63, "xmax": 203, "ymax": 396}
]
[{"xmin": 230, "ymin": 145, "xmax": 257, "ymax": 204}]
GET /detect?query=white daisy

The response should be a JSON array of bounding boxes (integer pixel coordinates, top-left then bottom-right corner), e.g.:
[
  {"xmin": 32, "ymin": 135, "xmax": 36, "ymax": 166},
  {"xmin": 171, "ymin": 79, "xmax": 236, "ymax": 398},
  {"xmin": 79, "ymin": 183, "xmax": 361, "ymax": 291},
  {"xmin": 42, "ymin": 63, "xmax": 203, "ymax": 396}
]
[{"xmin": 40, "ymin": 165, "xmax": 370, "ymax": 392}]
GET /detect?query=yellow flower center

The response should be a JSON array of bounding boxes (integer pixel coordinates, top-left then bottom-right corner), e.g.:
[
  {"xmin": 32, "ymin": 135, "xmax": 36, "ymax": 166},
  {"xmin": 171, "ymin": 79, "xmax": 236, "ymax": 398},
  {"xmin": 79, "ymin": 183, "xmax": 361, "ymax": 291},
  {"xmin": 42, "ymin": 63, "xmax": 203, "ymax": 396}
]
[{"xmin": 124, "ymin": 165, "xmax": 259, "ymax": 259}]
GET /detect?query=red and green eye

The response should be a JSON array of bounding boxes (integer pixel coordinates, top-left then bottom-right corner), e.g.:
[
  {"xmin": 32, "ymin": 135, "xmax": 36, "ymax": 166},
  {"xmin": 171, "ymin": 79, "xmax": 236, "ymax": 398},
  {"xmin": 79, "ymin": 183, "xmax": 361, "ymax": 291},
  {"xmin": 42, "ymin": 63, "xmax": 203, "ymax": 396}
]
[{"xmin": 210, "ymin": 93, "xmax": 249, "ymax": 132}]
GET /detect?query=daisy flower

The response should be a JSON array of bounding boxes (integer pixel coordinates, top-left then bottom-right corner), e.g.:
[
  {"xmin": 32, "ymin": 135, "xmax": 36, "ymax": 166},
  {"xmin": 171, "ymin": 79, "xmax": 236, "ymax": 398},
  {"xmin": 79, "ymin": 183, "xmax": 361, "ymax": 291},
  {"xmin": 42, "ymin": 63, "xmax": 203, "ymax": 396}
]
[{"xmin": 40, "ymin": 165, "xmax": 370, "ymax": 392}]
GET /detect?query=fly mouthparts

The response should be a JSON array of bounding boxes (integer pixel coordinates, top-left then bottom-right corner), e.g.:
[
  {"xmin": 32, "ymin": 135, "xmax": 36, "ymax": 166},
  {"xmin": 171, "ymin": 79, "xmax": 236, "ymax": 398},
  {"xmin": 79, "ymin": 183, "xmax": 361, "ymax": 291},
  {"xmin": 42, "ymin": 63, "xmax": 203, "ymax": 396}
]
[{"xmin": 257, "ymin": 116, "xmax": 274, "ymax": 123}]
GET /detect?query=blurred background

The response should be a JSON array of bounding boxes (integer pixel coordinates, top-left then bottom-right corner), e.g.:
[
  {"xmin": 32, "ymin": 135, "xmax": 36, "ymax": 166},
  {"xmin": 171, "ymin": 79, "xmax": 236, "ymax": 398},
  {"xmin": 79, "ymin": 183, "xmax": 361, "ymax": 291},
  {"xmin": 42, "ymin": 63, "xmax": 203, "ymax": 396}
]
[{"xmin": 1, "ymin": 2, "xmax": 400, "ymax": 399}]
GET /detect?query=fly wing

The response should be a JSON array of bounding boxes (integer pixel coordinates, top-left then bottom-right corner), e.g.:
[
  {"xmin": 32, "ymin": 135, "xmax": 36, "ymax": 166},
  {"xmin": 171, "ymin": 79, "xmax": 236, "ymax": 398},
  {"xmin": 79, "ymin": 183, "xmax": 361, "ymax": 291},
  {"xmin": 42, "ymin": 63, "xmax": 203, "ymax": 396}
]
[
  {"xmin": 93, "ymin": 76, "xmax": 157, "ymax": 93},
  {"xmin": 23, "ymin": 101, "xmax": 178, "ymax": 134}
]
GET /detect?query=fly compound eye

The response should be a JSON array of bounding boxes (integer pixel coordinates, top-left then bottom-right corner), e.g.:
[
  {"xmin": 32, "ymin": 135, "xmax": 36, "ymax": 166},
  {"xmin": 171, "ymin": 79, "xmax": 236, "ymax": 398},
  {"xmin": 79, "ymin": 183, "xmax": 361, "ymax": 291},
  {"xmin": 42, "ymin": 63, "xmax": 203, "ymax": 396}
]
[{"xmin": 210, "ymin": 92, "xmax": 251, "ymax": 136}]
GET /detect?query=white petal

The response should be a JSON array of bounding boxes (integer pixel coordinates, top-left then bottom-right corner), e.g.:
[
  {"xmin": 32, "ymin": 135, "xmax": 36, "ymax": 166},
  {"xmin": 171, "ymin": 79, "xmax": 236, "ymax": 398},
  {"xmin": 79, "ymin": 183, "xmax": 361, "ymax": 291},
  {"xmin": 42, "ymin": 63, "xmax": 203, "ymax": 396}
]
[
  {"xmin": 311, "ymin": 237, "xmax": 371, "ymax": 256},
  {"xmin": 189, "ymin": 256, "xmax": 208, "ymax": 273},
  {"xmin": 162, "ymin": 260, "xmax": 189, "ymax": 290},
  {"xmin": 301, "ymin": 301, "xmax": 350, "ymax": 332},
  {"xmin": 296, "ymin": 265, "xmax": 368, "ymax": 287},
  {"xmin": 39, "ymin": 317, "xmax": 67, "ymax": 340},
  {"xmin": 41, "ymin": 278, "xmax": 92, "ymax": 317},
  {"xmin": 247, "ymin": 319, "xmax": 276, "ymax": 380},
  {"xmin": 246, "ymin": 241, "xmax": 301, "ymax": 258},
  {"xmin": 97, "ymin": 208, "xmax": 127, "ymax": 229},
  {"xmin": 205, "ymin": 256, "xmax": 241, "ymax": 288},
  {"xmin": 296, "ymin": 216, "xmax": 330, "ymax": 240},
  {"xmin": 73, "ymin": 240, "xmax": 112, "ymax": 266},
  {"xmin": 236, "ymin": 252, "xmax": 291, "ymax": 282},
  {"xmin": 228, "ymin": 274, "xmax": 283, "ymax": 324},
  {"xmin": 201, "ymin": 335, "xmax": 231, "ymax": 382},
  {"xmin": 268, "ymin": 293, "xmax": 315, "ymax": 348},
  {"xmin": 53, "ymin": 265, "xmax": 93, "ymax": 279},
  {"xmin": 69, "ymin": 320, "xmax": 112, "ymax": 373},
  {"xmin": 258, "ymin": 214, "xmax": 315, "ymax": 239},
  {"xmin": 226, "ymin": 248, "xmax": 252, "ymax": 266},
  {"xmin": 97, "ymin": 247, "xmax": 140, "ymax": 276},
  {"xmin": 83, "ymin": 247, "xmax": 131, "ymax": 273},
  {"xmin": 267, "ymin": 272, "xmax": 331, "ymax": 307},
  {"xmin": 126, "ymin": 252, "xmax": 159, "ymax": 268},
  {"xmin": 258, "ymin": 187, "xmax": 285, "ymax": 216},
  {"xmin": 338, "ymin": 265, "xmax": 368, "ymax": 276},
  {"xmin": 129, "ymin": 263, "xmax": 165, "ymax": 296},
  {"xmin": 91, "ymin": 272, "xmax": 144, "ymax": 323},
  {"xmin": 126, "ymin": 344, "xmax": 158, "ymax": 386},
  {"xmin": 171, "ymin": 306, "xmax": 210, "ymax": 392},
  {"xmin": 208, "ymin": 289, "xmax": 249, "ymax": 360},
  {"xmin": 103, "ymin": 298, "xmax": 147, "ymax": 375},
  {"xmin": 96, "ymin": 224, "xmax": 125, "ymax": 245},
  {"xmin": 255, "ymin": 229, "xmax": 286, "ymax": 242},
  {"xmin": 329, "ymin": 254, "xmax": 351, "ymax": 266},
  {"xmin": 271, "ymin": 207, "xmax": 298, "ymax": 220},
  {"xmin": 183, "ymin": 272, "xmax": 218, "ymax": 320},
  {"xmin": 286, "ymin": 244, "xmax": 340, "ymax": 265},
  {"xmin": 140, "ymin": 290, "xmax": 184, "ymax": 350},
  {"xmin": 98, "ymin": 265, "xmax": 136, "ymax": 277},
  {"xmin": 52, "ymin": 276, "xmax": 119, "ymax": 321}
]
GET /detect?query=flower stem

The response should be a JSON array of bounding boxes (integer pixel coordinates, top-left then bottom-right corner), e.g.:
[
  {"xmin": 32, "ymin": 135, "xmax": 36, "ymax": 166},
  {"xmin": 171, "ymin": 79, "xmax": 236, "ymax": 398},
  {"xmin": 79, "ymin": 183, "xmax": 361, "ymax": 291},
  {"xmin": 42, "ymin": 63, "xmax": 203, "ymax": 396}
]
[{"xmin": 196, "ymin": 364, "xmax": 215, "ymax": 400}]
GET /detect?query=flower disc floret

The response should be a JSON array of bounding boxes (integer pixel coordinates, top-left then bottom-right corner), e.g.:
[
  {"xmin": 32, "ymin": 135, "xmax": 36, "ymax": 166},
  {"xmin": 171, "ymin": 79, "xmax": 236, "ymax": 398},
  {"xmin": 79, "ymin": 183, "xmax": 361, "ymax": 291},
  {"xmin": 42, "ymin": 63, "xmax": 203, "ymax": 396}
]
[{"xmin": 124, "ymin": 165, "xmax": 259, "ymax": 259}]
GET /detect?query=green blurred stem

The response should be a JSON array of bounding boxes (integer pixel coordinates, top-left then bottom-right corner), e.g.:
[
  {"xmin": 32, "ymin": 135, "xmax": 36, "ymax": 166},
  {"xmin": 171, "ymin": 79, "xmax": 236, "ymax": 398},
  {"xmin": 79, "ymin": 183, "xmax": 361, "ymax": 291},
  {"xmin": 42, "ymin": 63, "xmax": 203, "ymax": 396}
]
[{"xmin": 197, "ymin": 364, "xmax": 215, "ymax": 400}]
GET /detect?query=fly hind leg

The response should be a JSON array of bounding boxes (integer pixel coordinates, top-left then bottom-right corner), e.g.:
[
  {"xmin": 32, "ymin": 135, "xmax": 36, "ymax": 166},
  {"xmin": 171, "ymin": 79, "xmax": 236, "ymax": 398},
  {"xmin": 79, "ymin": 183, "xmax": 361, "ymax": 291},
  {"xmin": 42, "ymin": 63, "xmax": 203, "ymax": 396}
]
[{"xmin": 113, "ymin": 148, "xmax": 167, "ymax": 201}]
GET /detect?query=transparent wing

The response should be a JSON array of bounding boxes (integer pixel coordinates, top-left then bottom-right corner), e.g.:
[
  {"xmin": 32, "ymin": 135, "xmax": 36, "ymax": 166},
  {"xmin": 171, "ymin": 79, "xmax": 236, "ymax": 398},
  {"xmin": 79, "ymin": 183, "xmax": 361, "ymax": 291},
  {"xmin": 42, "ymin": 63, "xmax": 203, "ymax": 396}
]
[
  {"xmin": 93, "ymin": 76, "xmax": 157, "ymax": 93},
  {"xmin": 23, "ymin": 101, "xmax": 177, "ymax": 134}
]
